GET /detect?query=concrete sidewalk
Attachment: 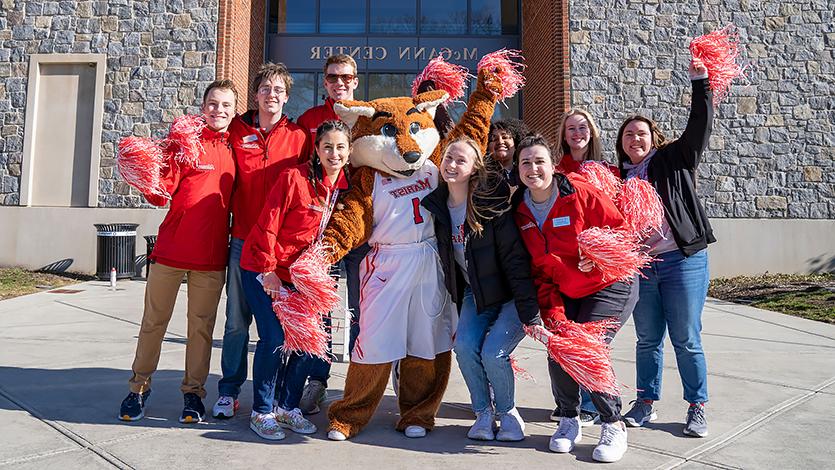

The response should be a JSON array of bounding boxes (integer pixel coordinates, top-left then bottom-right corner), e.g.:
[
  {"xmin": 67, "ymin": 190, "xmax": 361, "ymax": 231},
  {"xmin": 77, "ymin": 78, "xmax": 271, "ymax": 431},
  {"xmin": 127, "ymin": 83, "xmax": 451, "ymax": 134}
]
[{"xmin": 1, "ymin": 279, "xmax": 833, "ymax": 469}]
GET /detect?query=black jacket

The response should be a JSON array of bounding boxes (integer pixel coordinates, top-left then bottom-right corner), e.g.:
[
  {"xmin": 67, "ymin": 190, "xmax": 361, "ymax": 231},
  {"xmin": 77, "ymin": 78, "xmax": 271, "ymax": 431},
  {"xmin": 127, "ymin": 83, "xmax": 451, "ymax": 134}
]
[
  {"xmin": 621, "ymin": 78, "xmax": 716, "ymax": 257},
  {"xmin": 422, "ymin": 181, "xmax": 541, "ymax": 326}
]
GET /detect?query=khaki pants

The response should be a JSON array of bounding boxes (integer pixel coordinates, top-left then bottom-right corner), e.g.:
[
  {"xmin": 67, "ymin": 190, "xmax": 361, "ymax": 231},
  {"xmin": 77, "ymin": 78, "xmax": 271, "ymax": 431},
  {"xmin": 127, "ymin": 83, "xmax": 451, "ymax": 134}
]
[{"xmin": 128, "ymin": 262, "xmax": 225, "ymax": 398}]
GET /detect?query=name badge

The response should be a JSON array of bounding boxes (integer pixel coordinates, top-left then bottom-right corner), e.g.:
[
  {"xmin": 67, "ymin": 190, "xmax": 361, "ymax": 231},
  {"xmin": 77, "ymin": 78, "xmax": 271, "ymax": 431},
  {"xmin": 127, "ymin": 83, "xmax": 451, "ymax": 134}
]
[
  {"xmin": 552, "ymin": 216, "xmax": 571, "ymax": 228},
  {"xmin": 196, "ymin": 163, "xmax": 215, "ymax": 171},
  {"xmin": 242, "ymin": 134, "xmax": 258, "ymax": 143},
  {"xmin": 520, "ymin": 222, "xmax": 536, "ymax": 231}
]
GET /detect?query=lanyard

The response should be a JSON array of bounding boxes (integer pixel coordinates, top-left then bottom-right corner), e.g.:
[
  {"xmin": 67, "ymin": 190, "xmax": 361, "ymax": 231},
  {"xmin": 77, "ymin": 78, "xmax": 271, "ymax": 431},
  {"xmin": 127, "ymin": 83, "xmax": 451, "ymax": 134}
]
[{"xmin": 316, "ymin": 185, "xmax": 340, "ymax": 242}]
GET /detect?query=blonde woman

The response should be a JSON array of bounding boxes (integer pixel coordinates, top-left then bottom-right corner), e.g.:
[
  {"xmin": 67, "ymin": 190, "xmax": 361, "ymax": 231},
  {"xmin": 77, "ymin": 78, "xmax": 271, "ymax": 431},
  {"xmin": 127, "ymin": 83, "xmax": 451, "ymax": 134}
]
[
  {"xmin": 555, "ymin": 109, "xmax": 617, "ymax": 176},
  {"xmin": 421, "ymin": 137, "xmax": 541, "ymax": 442}
]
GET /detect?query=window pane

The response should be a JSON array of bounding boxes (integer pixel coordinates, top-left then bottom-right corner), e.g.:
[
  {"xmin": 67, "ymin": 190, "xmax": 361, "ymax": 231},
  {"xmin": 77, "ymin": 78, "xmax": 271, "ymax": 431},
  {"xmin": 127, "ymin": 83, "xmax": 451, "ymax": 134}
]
[
  {"xmin": 471, "ymin": 0, "xmax": 517, "ymax": 35},
  {"xmin": 320, "ymin": 0, "xmax": 367, "ymax": 34},
  {"xmin": 446, "ymin": 79, "xmax": 520, "ymax": 122},
  {"xmin": 492, "ymin": 93, "xmax": 520, "ymax": 120},
  {"xmin": 420, "ymin": 0, "xmax": 466, "ymax": 35},
  {"xmin": 284, "ymin": 72, "xmax": 316, "ymax": 121},
  {"xmin": 270, "ymin": 0, "xmax": 316, "ymax": 34},
  {"xmin": 368, "ymin": 73, "xmax": 416, "ymax": 100},
  {"xmin": 370, "ymin": 1, "xmax": 416, "ymax": 34}
]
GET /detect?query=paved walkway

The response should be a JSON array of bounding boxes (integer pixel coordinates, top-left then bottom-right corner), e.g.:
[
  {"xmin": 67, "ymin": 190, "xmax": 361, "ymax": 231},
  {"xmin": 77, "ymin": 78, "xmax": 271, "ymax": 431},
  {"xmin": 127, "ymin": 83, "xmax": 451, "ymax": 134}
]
[{"xmin": 1, "ymin": 279, "xmax": 834, "ymax": 469}]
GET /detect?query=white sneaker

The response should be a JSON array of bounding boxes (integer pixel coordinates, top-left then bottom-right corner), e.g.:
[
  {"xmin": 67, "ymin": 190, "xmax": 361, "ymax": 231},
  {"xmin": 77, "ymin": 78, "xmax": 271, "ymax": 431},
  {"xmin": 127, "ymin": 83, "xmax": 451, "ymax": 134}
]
[
  {"xmin": 496, "ymin": 408, "xmax": 525, "ymax": 441},
  {"xmin": 250, "ymin": 412, "xmax": 286, "ymax": 440},
  {"xmin": 328, "ymin": 429, "xmax": 347, "ymax": 441},
  {"xmin": 593, "ymin": 421, "xmax": 628, "ymax": 463},
  {"xmin": 275, "ymin": 406, "xmax": 317, "ymax": 434},
  {"xmin": 212, "ymin": 396, "xmax": 238, "ymax": 419},
  {"xmin": 467, "ymin": 410, "xmax": 496, "ymax": 440},
  {"xmin": 549, "ymin": 416, "xmax": 582, "ymax": 453},
  {"xmin": 404, "ymin": 425, "xmax": 427, "ymax": 438}
]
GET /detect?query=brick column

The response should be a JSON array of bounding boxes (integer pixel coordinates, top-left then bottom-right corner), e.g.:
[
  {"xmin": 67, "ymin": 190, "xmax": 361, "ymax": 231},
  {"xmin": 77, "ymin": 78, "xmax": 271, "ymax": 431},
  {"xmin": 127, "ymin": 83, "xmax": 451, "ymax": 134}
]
[
  {"xmin": 217, "ymin": 0, "xmax": 266, "ymax": 113},
  {"xmin": 521, "ymin": 0, "xmax": 570, "ymax": 143}
]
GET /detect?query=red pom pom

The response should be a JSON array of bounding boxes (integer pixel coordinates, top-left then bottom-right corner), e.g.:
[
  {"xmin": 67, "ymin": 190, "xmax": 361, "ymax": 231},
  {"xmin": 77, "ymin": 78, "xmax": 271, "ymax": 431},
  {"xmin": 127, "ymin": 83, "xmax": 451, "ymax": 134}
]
[
  {"xmin": 272, "ymin": 288, "xmax": 331, "ymax": 361},
  {"xmin": 509, "ymin": 355, "xmax": 535, "ymax": 382},
  {"xmin": 290, "ymin": 242, "xmax": 341, "ymax": 315},
  {"xmin": 525, "ymin": 322, "xmax": 620, "ymax": 395},
  {"xmin": 116, "ymin": 136, "xmax": 170, "ymax": 200},
  {"xmin": 412, "ymin": 55, "xmax": 470, "ymax": 103},
  {"xmin": 577, "ymin": 227, "xmax": 653, "ymax": 283},
  {"xmin": 578, "ymin": 161, "xmax": 622, "ymax": 201},
  {"xmin": 689, "ymin": 24, "xmax": 748, "ymax": 105},
  {"xmin": 617, "ymin": 177, "xmax": 665, "ymax": 238},
  {"xmin": 477, "ymin": 49, "xmax": 526, "ymax": 102},
  {"xmin": 165, "ymin": 114, "xmax": 205, "ymax": 168}
]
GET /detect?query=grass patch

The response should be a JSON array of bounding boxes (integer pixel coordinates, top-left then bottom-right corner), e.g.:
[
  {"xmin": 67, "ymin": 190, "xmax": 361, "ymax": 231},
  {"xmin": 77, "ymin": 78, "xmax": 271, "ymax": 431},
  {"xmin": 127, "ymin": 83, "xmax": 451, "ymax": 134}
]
[
  {"xmin": 0, "ymin": 267, "xmax": 95, "ymax": 300},
  {"xmin": 709, "ymin": 273, "xmax": 835, "ymax": 324}
]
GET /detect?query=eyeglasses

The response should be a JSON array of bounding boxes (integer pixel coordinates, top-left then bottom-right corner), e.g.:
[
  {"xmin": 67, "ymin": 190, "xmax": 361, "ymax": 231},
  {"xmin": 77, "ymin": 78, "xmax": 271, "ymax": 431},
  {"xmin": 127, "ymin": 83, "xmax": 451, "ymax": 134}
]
[
  {"xmin": 257, "ymin": 86, "xmax": 286, "ymax": 96},
  {"xmin": 325, "ymin": 73, "xmax": 356, "ymax": 84}
]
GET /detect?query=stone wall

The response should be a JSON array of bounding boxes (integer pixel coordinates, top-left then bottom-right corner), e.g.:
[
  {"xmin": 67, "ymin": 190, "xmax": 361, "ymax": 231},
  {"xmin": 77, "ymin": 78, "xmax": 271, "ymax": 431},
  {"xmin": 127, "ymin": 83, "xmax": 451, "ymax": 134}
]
[
  {"xmin": 0, "ymin": 0, "xmax": 218, "ymax": 207},
  {"xmin": 569, "ymin": 0, "xmax": 834, "ymax": 218}
]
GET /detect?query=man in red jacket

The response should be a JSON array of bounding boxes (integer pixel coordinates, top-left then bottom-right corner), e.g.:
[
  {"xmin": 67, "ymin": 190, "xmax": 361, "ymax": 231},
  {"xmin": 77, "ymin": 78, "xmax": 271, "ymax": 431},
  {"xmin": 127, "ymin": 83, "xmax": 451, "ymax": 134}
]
[
  {"xmin": 296, "ymin": 54, "xmax": 359, "ymax": 140},
  {"xmin": 214, "ymin": 62, "xmax": 312, "ymax": 418},
  {"xmin": 119, "ymin": 80, "xmax": 238, "ymax": 424},
  {"xmin": 294, "ymin": 54, "xmax": 368, "ymax": 415}
]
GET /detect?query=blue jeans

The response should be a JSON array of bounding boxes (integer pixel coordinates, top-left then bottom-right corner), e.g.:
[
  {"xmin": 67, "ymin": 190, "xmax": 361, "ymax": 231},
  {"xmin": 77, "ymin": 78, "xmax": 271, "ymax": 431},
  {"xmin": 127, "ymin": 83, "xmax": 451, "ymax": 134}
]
[
  {"xmin": 241, "ymin": 269, "xmax": 309, "ymax": 413},
  {"xmin": 218, "ymin": 238, "xmax": 252, "ymax": 399},
  {"xmin": 453, "ymin": 288, "xmax": 526, "ymax": 415},
  {"xmin": 634, "ymin": 249, "xmax": 709, "ymax": 404}
]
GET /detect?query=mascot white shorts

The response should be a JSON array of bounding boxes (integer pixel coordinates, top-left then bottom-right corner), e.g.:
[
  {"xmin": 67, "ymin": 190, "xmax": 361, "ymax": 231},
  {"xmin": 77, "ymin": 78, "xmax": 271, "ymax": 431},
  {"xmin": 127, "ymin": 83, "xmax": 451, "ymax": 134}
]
[{"xmin": 351, "ymin": 238, "xmax": 457, "ymax": 364}]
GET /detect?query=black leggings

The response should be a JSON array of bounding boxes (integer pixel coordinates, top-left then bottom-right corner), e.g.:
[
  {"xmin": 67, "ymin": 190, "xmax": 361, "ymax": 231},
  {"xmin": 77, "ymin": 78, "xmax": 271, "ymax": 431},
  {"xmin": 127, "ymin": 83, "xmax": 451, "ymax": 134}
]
[{"xmin": 548, "ymin": 279, "xmax": 638, "ymax": 423}]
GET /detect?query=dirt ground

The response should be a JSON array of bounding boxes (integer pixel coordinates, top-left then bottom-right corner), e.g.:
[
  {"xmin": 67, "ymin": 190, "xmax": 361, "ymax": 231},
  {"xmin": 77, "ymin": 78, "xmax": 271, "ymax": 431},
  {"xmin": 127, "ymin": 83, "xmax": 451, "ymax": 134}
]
[{"xmin": 709, "ymin": 273, "xmax": 835, "ymax": 324}]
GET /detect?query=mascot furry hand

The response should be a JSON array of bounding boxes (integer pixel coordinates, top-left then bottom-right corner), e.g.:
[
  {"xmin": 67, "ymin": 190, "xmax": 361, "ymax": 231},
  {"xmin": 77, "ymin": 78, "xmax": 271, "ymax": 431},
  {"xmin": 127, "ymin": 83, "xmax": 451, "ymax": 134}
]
[{"xmin": 322, "ymin": 67, "xmax": 503, "ymax": 260}]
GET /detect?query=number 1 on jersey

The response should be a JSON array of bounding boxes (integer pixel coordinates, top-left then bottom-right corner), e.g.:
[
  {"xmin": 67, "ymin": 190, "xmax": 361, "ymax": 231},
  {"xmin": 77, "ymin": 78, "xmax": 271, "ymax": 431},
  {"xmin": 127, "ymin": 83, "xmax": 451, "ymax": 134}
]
[{"xmin": 411, "ymin": 197, "xmax": 424, "ymax": 225}]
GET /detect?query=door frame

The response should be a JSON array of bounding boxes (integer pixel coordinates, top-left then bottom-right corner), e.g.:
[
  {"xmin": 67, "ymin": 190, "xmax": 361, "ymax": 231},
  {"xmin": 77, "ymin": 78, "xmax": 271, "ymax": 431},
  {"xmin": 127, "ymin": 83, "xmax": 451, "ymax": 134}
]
[{"xmin": 20, "ymin": 54, "xmax": 107, "ymax": 207}]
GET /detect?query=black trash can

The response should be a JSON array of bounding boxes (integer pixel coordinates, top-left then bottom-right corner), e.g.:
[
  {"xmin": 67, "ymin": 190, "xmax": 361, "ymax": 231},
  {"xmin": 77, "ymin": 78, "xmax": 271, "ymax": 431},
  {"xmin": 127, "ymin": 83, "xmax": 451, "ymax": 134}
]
[
  {"xmin": 144, "ymin": 235, "xmax": 157, "ymax": 278},
  {"xmin": 94, "ymin": 223, "xmax": 139, "ymax": 280}
]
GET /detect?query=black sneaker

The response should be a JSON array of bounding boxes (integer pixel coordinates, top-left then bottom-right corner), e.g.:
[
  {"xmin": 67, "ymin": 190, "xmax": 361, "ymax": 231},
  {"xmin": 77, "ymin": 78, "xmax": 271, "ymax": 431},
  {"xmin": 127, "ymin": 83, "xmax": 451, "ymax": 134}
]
[
  {"xmin": 179, "ymin": 393, "xmax": 205, "ymax": 424},
  {"xmin": 579, "ymin": 410, "xmax": 600, "ymax": 427},
  {"xmin": 119, "ymin": 390, "xmax": 151, "ymax": 421},
  {"xmin": 550, "ymin": 405, "xmax": 561, "ymax": 422},
  {"xmin": 683, "ymin": 403, "xmax": 708, "ymax": 437}
]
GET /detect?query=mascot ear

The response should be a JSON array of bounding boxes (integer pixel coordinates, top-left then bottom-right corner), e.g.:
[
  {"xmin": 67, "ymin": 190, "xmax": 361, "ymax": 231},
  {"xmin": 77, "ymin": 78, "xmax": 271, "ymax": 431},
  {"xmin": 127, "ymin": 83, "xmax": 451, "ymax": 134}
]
[
  {"xmin": 414, "ymin": 90, "xmax": 449, "ymax": 119},
  {"xmin": 334, "ymin": 100, "xmax": 375, "ymax": 128}
]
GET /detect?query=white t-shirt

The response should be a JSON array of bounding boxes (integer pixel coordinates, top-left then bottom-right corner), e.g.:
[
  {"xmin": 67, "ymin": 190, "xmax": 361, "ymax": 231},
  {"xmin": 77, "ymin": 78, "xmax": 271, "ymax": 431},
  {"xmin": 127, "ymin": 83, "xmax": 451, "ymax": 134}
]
[{"xmin": 448, "ymin": 201, "xmax": 468, "ymax": 280}]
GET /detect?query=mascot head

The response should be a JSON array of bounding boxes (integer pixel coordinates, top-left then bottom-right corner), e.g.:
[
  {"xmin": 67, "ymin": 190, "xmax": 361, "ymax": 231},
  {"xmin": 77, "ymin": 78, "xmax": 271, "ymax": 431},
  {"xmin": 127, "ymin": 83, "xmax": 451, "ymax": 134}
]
[{"xmin": 334, "ymin": 90, "xmax": 448, "ymax": 178}]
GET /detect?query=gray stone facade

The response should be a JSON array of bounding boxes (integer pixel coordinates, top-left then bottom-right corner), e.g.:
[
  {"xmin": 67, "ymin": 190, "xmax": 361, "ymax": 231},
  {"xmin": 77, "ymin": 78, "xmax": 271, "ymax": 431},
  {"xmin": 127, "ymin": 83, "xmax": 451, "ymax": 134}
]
[
  {"xmin": 0, "ymin": 0, "xmax": 218, "ymax": 207},
  {"xmin": 569, "ymin": 0, "xmax": 834, "ymax": 219}
]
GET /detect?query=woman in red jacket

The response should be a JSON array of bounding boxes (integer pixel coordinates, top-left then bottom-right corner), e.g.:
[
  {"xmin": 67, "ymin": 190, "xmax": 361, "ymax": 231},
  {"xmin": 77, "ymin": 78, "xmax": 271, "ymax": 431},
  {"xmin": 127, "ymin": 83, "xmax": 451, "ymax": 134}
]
[
  {"xmin": 554, "ymin": 108, "xmax": 618, "ymax": 177},
  {"xmin": 238, "ymin": 120, "xmax": 351, "ymax": 440},
  {"xmin": 512, "ymin": 135, "xmax": 637, "ymax": 463}
]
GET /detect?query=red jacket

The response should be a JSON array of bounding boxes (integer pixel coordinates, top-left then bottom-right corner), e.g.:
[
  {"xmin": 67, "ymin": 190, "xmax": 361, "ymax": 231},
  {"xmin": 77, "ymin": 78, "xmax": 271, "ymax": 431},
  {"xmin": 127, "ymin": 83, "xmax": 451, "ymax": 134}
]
[
  {"xmin": 514, "ymin": 173, "xmax": 626, "ymax": 317},
  {"xmin": 145, "ymin": 128, "xmax": 236, "ymax": 271},
  {"xmin": 228, "ymin": 112, "xmax": 312, "ymax": 240},
  {"xmin": 556, "ymin": 154, "xmax": 620, "ymax": 177},
  {"xmin": 240, "ymin": 163, "xmax": 349, "ymax": 283},
  {"xmin": 296, "ymin": 98, "xmax": 339, "ymax": 141}
]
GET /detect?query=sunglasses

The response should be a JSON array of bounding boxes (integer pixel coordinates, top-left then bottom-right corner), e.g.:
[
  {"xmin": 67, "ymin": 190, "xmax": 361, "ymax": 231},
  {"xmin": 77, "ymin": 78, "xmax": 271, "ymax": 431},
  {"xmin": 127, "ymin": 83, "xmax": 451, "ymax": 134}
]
[{"xmin": 325, "ymin": 73, "xmax": 356, "ymax": 84}]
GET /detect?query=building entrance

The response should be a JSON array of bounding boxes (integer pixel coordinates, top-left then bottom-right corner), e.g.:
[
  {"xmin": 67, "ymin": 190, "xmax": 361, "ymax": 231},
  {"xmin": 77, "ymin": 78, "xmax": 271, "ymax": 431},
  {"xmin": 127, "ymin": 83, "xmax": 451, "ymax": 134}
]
[{"xmin": 266, "ymin": 0, "xmax": 521, "ymax": 121}]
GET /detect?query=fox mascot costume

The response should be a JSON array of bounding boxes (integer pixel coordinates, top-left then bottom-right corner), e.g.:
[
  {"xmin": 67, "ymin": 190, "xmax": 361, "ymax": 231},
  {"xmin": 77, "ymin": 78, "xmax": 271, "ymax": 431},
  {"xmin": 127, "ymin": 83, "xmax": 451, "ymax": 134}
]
[{"xmin": 321, "ymin": 64, "xmax": 506, "ymax": 440}]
